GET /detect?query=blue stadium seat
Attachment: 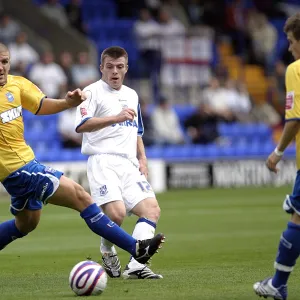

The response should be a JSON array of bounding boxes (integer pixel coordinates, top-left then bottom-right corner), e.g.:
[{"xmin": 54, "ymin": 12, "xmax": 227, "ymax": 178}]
[{"xmin": 82, "ymin": 2, "xmax": 117, "ymax": 22}]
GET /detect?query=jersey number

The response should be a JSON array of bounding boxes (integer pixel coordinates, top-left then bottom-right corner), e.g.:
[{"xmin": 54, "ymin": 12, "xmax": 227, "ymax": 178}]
[{"xmin": 137, "ymin": 181, "xmax": 152, "ymax": 192}]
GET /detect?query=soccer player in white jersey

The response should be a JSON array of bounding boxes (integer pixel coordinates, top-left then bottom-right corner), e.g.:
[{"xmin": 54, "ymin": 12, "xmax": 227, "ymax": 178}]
[{"xmin": 75, "ymin": 46, "xmax": 162, "ymax": 279}]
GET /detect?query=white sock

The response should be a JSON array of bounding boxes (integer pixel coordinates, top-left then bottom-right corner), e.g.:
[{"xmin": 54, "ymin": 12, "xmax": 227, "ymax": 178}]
[
  {"xmin": 128, "ymin": 218, "xmax": 156, "ymax": 269},
  {"xmin": 100, "ymin": 238, "xmax": 116, "ymax": 255}
]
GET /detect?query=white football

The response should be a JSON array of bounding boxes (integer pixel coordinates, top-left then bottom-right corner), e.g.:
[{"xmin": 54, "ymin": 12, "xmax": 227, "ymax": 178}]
[{"xmin": 69, "ymin": 260, "xmax": 107, "ymax": 296}]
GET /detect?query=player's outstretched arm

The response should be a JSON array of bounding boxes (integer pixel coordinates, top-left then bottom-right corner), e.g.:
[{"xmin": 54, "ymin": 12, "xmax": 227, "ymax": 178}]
[{"xmin": 37, "ymin": 89, "xmax": 86, "ymax": 115}]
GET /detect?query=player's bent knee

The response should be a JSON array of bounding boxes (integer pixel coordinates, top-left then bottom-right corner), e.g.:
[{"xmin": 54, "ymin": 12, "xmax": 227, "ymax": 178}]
[
  {"xmin": 131, "ymin": 198, "xmax": 161, "ymax": 222},
  {"xmin": 109, "ymin": 211, "xmax": 126, "ymax": 225},
  {"xmin": 147, "ymin": 204, "xmax": 161, "ymax": 222},
  {"xmin": 74, "ymin": 184, "xmax": 93, "ymax": 211},
  {"xmin": 101, "ymin": 202, "xmax": 126, "ymax": 225},
  {"xmin": 15, "ymin": 211, "xmax": 41, "ymax": 234}
]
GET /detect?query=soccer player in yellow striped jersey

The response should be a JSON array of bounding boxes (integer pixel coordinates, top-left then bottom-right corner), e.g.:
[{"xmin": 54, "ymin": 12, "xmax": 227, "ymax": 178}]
[
  {"xmin": 254, "ymin": 13, "xmax": 300, "ymax": 300},
  {"xmin": 0, "ymin": 43, "xmax": 165, "ymax": 269}
]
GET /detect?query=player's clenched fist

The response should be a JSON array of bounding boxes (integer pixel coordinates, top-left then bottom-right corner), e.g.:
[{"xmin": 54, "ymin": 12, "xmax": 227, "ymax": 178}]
[
  {"xmin": 116, "ymin": 108, "xmax": 137, "ymax": 122},
  {"xmin": 266, "ymin": 151, "xmax": 282, "ymax": 174},
  {"xmin": 65, "ymin": 88, "xmax": 87, "ymax": 107}
]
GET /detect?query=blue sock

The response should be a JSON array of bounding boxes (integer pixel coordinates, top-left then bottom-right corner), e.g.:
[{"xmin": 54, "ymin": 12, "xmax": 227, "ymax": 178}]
[
  {"xmin": 81, "ymin": 204, "xmax": 137, "ymax": 256},
  {"xmin": 272, "ymin": 222, "xmax": 300, "ymax": 287},
  {"xmin": 0, "ymin": 219, "xmax": 26, "ymax": 250}
]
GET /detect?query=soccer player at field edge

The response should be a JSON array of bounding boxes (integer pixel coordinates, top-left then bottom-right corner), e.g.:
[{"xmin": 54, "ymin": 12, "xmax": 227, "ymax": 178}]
[
  {"xmin": 75, "ymin": 46, "xmax": 162, "ymax": 279},
  {"xmin": 253, "ymin": 13, "xmax": 300, "ymax": 300},
  {"xmin": 0, "ymin": 43, "xmax": 164, "ymax": 265}
]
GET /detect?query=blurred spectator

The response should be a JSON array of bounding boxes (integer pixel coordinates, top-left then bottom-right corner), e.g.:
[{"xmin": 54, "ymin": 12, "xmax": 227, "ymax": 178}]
[
  {"xmin": 225, "ymin": 0, "xmax": 249, "ymax": 57},
  {"xmin": 29, "ymin": 51, "xmax": 67, "ymax": 98},
  {"xmin": 65, "ymin": 0, "xmax": 85, "ymax": 34},
  {"xmin": 9, "ymin": 32, "xmax": 39, "ymax": 75},
  {"xmin": 59, "ymin": 51, "xmax": 75, "ymax": 90},
  {"xmin": 134, "ymin": 8, "xmax": 162, "ymax": 103},
  {"xmin": 139, "ymin": 99, "xmax": 156, "ymax": 146},
  {"xmin": 267, "ymin": 60, "xmax": 287, "ymax": 118},
  {"xmin": 0, "ymin": 14, "xmax": 20, "ymax": 45},
  {"xmin": 182, "ymin": 0, "xmax": 205, "ymax": 25},
  {"xmin": 247, "ymin": 12, "xmax": 277, "ymax": 73},
  {"xmin": 151, "ymin": 95, "xmax": 185, "ymax": 145},
  {"xmin": 40, "ymin": 0, "xmax": 69, "ymax": 28},
  {"xmin": 145, "ymin": 0, "xmax": 162, "ymax": 17},
  {"xmin": 253, "ymin": 0, "xmax": 286, "ymax": 18},
  {"xmin": 158, "ymin": 8, "xmax": 186, "ymax": 37},
  {"xmin": 71, "ymin": 52, "xmax": 99, "ymax": 89},
  {"xmin": 161, "ymin": 0, "xmax": 190, "ymax": 28},
  {"xmin": 233, "ymin": 80, "xmax": 252, "ymax": 122},
  {"xmin": 58, "ymin": 107, "xmax": 82, "ymax": 148},
  {"xmin": 201, "ymin": 77, "xmax": 236, "ymax": 123},
  {"xmin": 184, "ymin": 103, "xmax": 220, "ymax": 145},
  {"xmin": 250, "ymin": 101, "xmax": 281, "ymax": 128}
]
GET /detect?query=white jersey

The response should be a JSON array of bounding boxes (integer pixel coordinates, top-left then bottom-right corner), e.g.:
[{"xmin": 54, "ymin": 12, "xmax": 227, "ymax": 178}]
[{"xmin": 75, "ymin": 79, "xmax": 144, "ymax": 165}]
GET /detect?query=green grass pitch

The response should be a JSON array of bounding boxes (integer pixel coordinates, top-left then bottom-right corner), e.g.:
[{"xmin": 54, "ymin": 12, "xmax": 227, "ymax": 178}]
[{"xmin": 0, "ymin": 186, "xmax": 300, "ymax": 300}]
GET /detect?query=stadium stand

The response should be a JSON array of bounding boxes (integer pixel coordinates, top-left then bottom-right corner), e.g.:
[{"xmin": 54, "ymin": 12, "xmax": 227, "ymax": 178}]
[{"xmin": 6, "ymin": 0, "xmax": 296, "ymax": 162}]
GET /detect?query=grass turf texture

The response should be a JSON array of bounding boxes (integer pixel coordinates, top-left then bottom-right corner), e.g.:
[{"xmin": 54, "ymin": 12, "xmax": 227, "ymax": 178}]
[{"xmin": 0, "ymin": 186, "xmax": 299, "ymax": 300}]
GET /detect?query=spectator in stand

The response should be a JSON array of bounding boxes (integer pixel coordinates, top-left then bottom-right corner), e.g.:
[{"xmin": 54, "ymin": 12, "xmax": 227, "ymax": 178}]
[
  {"xmin": 225, "ymin": 0, "xmax": 249, "ymax": 57},
  {"xmin": 247, "ymin": 11, "xmax": 277, "ymax": 73},
  {"xmin": 267, "ymin": 61, "xmax": 287, "ymax": 118},
  {"xmin": 139, "ymin": 98, "xmax": 156, "ymax": 146},
  {"xmin": 65, "ymin": 0, "xmax": 85, "ymax": 34},
  {"xmin": 157, "ymin": 8, "xmax": 186, "ymax": 37},
  {"xmin": 29, "ymin": 51, "xmax": 67, "ymax": 98},
  {"xmin": 8, "ymin": 32, "xmax": 39, "ymax": 76},
  {"xmin": 71, "ymin": 51, "xmax": 99, "ymax": 89},
  {"xmin": 151, "ymin": 95, "xmax": 185, "ymax": 145},
  {"xmin": 161, "ymin": 0, "xmax": 190, "ymax": 28},
  {"xmin": 0, "ymin": 14, "xmax": 20, "ymax": 45},
  {"xmin": 59, "ymin": 51, "xmax": 75, "ymax": 91},
  {"xmin": 40, "ymin": 0, "xmax": 69, "ymax": 28},
  {"xmin": 201, "ymin": 77, "xmax": 236, "ymax": 123},
  {"xmin": 233, "ymin": 80, "xmax": 252, "ymax": 122},
  {"xmin": 182, "ymin": 0, "xmax": 205, "ymax": 25},
  {"xmin": 134, "ymin": 8, "xmax": 162, "ymax": 103},
  {"xmin": 184, "ymin": 103, "xmax": 220, "ymax": 145},
  {"xmin": 58, "ymin": 108, "xmax": 82, "ymax": 148}
]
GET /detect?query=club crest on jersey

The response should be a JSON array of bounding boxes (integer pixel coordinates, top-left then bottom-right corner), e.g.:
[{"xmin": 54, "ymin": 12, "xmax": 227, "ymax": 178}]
[
  {"xmin": 80, "ymin": 107, "xmax": 87, "ymax": 117},
  {"xmin": 5, "ymin": 92, "xmax": 14, "ymax": 102},
  {"xmin": 286, "ymin": 91, "xmax": 294, "ymax": 110},
  {"xmin": 99, "ymin": 185, "xmax": 108, "ymax": 196}
]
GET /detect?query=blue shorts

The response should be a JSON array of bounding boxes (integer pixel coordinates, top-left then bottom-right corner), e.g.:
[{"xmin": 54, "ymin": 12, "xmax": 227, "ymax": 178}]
[
  {"xmin": 2, "ymin": 160, "xmax": 63, "ymax": 216},
  {"xmin": 286, "ymin": 170, "xmax": 300, "ymax": 215}
]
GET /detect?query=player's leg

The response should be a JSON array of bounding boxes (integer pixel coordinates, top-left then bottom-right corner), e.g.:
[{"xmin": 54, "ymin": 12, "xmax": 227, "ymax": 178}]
[
  {"xmin": 0, "ymin": 209, "xmax": 41, "ymax": 250},
  {"xmin": 254, "ymin": 172, "xmax": 300, "ymax": 299},
  {"xmin": 0, "ymin": 160, "xmax": 45, "ymax": 250},
  {"xmin": 122, "ymin": 165, "xmax": 162, "ymax": 279},
  {"xmin": 48, "ymin": 175, "xmax": 137, "ymax": 255},
  {"xmin": 47, "ymin": 175, "xmax": 165, "ymax": 263},
  {"xmin": 100, "ymin": 201, "xmax": 126, "ymax": 278},
  {"xmin": 86, "ymin": 154, "xmax": 127, "ymax": 277}
]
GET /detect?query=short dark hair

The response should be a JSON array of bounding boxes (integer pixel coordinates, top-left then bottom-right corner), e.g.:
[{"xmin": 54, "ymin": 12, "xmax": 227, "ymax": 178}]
[
  {"xmin": 101, "ymin": 46, "xmax": 128, "ymax": 65},
  {"xmin": 284, "ymin": 13, "xmax": 300, "ymax": 40}
]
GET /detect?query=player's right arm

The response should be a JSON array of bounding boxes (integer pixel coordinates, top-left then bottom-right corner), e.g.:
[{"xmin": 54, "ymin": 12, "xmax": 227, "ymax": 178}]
[
  {"xmin": 20, "ymin": 77, "xmax": 86, "ymax": 115},
  {"xmin": 75, "ymin": 90, "xmax": 136, "ymax": 133},
  {"xmin": 266, "ymin": 63, "xmax": 300, "ymax": 173}
]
